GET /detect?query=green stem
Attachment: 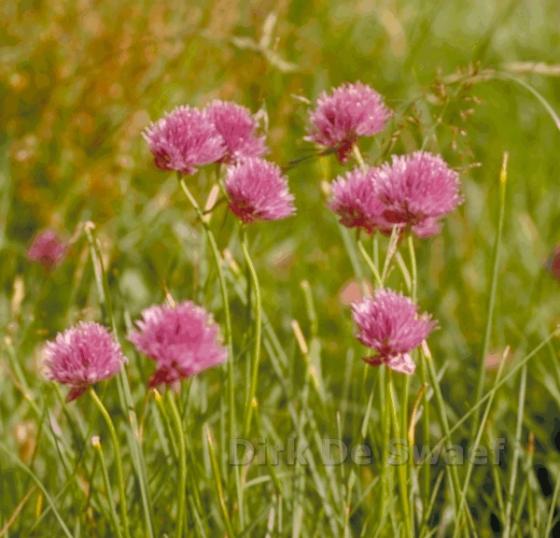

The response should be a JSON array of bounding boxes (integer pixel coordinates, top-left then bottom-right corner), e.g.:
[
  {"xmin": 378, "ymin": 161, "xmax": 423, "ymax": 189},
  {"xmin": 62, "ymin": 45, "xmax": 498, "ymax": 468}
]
[
  {"xmin": 178, "ymin": 177, "xmax": 243, "ymax": 526},
  {"xmin": 85, "ymin": 224, "xmax": 155, "ymax": 537},
  {"xmin": 90, "ymin": 388, "xmax": 131, "ymax": 538},
  {"xmin": 357, "ymin": 240, "xmax": 383, "ymax": 287},
  {"xmin": 503, "ymin": 363, "xmax": 527, "ymax": 537},
  {"xmin": 352, "ymin": 144, "xmax": 367, "ymax": 170},
  {"xmin": 178, "ymin": 178, "xmax": 235, "ymax": 436},
  {"xmin": 166, "ymin": 391, "xmax": 187, "ymax": 538},
  {"xmin": 206, "ymin": 426, "xmax": 236, "ymax": 537},
  {"xmin": 472, "ymin": 153, "xmax": 508, "ymax": 435},
  {"xmin": 387, "ymin": 372, "xmax": 412, "ymax": 537},
  {"xmin": 453, "ymin": 349, "xmax": 508, "ymax": 537},
  {"xmin": 241, "ymin": 227, "xmax": 262, "ymax": 436},
  {"xmin": 92, "ymin": 436, "xmax": 123, "ymax": 538},
  {"xmin": 407, "ymin": 235, "xmax": 431, "ymax": 521},
  {"xmin": 423, "ymin": 348, "xmax": 475, "ymax": 533}
]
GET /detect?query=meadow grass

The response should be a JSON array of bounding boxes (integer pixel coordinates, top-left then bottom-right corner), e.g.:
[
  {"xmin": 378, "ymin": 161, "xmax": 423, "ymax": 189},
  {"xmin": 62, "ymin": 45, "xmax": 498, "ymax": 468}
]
[{"xmin": 2, "ymin": 0, "xmax": 560, "ymax": 536}]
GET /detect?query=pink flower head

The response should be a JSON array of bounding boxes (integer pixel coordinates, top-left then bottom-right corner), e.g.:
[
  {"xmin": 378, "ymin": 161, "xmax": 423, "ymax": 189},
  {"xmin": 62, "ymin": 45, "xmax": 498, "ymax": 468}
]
[
  {"xmin": 129, "ymin": 301, "xmax": 227, "ymax": 388},
  {"xmin": 206, "ymin": 100, "xmax": 267, "ymax": 163},
  {"xmin": 307, "ymin": 82, "xmax": 392, "ymax": 162},
  {"xmin": 43, "ymin": 322, "xmax": 126, "ymax": 401},
  {"xmin": 329, "ymin": 167, "xmax": 386, "ymax": 233},
  {"xmin": 143, "ymin": 105, "xmax": 225, "ymax": 175},
  {"xmin": 375, "ymin": 152, "xmax": 462, "ymax": 238},
  {"xmin": 27, "ymin": 229, "xmax": 67, "ymax": 269},
  {"xmin": 225, "ymin": 158, "xmax": 295, "ymax": 223},
  {"xmin": 352, "ymin": 290, "xmax": 435, "ymax": 375}
]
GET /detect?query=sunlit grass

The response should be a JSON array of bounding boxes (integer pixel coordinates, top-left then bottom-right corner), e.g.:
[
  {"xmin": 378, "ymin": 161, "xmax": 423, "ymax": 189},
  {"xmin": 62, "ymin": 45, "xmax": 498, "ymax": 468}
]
[{"xmin": 2, "ymin": 0, "xmax": 560, "ymax": 536}]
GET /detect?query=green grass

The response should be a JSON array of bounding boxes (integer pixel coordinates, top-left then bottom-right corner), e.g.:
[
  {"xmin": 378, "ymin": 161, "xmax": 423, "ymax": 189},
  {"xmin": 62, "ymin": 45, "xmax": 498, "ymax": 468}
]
[{"xmin": 2, "ymin": 0, "xmax": 560, "ymax": 535}]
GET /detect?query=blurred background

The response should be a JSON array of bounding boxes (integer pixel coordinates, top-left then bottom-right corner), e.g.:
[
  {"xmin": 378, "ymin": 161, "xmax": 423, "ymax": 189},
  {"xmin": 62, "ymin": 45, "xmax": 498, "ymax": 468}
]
[{"xmin": 2, "ymin": 0, "xmax": 560, "ymax": 533}]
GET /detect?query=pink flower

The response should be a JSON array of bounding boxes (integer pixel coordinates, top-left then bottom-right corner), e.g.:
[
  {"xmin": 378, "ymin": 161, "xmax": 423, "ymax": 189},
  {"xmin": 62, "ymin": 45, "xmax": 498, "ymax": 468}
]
[
  {"xmin": 375, "ymin": 152, "xmax": 462, "ymax": 238},
  {"xmin": 329, "ymin": 167, "xmax": 386, "ymax": 233},
  {"xmin": 27, "ymin": 229, "xmax": 67, "ymax": 269},
  {"xmin": 143, "ymin": 105, "xmax": 225, "ymax": 175},
  {"xmin": 43, "ymin": 322, "xmax": 126, "ymax": 401},
  {"xmin": 352, "ymin": 290, "xmax": 435, "ymax": 375},
  {"xmin": 225, "ymin": 158, "xmax": 295, "ymax": 223},
  {"xmin": 307, "ymin": 82, "xmax": 392, "ymax": 162},
  {"xmin": 129, "ymin": 301, "xmax": 227, "ymax": 388},
  {"xmin": 206, "ymin": 100, "xmax": 267, "ymax": 163}
]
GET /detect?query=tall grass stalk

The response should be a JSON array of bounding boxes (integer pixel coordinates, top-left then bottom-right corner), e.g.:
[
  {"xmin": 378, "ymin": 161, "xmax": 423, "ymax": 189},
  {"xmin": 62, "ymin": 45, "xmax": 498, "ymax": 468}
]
[
  {"xmin": 472, "ymin": 153, "xmax": 508, "ymax": 434},
  {"xmin": 166, "ymin": 390, "xmax": 187, "ymax": 538},
  {"xmin": 177, "ymin": 177, "xmax": 244, "ymax": 526},
  {"xmin": 241, "ymin": 226, "xmax": 263, "ymax": 436},
  {"xmin": 89, "ymin": 388, "xmax": 131, "ymax": 538},
  {"xmin": 84, "ymin": 223, "xmax": 155, "ymax": 537},
  {"xmin": 387, "ymin": 371, "xmax": 412, "ymax": 537},
  {"xmin": 92, "ymin": 436, "xmax": 123, "ymax": 538},
  {"xmin": 503, "ymin": 364, "xmax": 527, "ymax": 536},
  {"xmin": 453, "ymin": 348, "xmax": 509, "ymax": 536}
]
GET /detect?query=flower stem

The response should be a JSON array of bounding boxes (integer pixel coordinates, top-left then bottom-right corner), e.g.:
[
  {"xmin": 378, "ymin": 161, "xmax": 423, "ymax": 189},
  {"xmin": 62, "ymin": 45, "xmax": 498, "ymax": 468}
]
[
  {"xmin": 89, "ymin": 388, "xmax": 131, "ymax": 538},
  {"xmin": 352, "ymin": 144, "xmax": 367, "ymax": 170},
  {"xmin": 166, "ymin": 390, "xmax": 187, "ymax": 538},
  {"xmin": 92, "ymin": 436, "xmax": 123, "ymax": 538},
  {"xmin": 241, "ymin": 227, "xmax": 262, "ymax": 436},
  {"xmin": 85, "ymin": 223, "xmax": 155, "ymax": 537},
  {"xmin": 178, "ymin": 177, "xmax": 235, "ymax": 438},
  {"xmin": 387, "ymin": 372, "xmax": 412, "ymax": 537}
]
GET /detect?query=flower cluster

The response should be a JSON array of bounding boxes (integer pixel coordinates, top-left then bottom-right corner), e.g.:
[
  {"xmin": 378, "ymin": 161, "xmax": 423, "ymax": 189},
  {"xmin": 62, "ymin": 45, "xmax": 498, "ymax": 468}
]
[
  {"xmin": 352, "ymin": 290, "xmax": 435, "ymax": 374},
  {"xmin": 206, "ymin": 100, "xmax": 267, "ymax": 163},
  {"xmin": 129, "ymin": 301, "xmax": 227, "ymax": 388},
  {"xmin": 43, "ymin": 300, "xmax": 227, "ymax": 400},
  {"xmin": 43, "ymin": 322, "xmax": 126, "ymax": 401},
  {"xmin": 305, "ymin": 83, "xmax": 458, "ymax": 373},
  {"xmin": 143, "ymin": 105, "xmax": 225, "ymax": 175},
  {"xmin": 329, "ymin": 151, "xmax": 461, "ymax": 238},
  {"xmin": 225, "ymin": 158, "xmax": 295, "ymax": 223},
  {"xmin": 307, "ymin": 82, "xmax": 392, "ymax": 162},
  {"xmin": 41, "ymin": 81, "xmax": 462, "ymax": 404},
  {"xmin": 144, "ymin": 100, "xmax": 295, "ymax": 224}
]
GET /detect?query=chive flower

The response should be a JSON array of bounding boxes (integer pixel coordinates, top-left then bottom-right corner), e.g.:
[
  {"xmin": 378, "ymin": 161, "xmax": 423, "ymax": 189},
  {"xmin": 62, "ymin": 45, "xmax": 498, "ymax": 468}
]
[
  {"xmin": 307, "ymin": 82, "xmax": 392, "ymax": 162},
  {"xmin": 129, "ymin": 301, "xmax": 227, "ymax": 388},
  {"xmin": 43, "ymin": 322, "xmax": 126, "ymax": 401},
  {"xmin": 352, "ymin": 290, "xmax": 435, "ymax": 374}
]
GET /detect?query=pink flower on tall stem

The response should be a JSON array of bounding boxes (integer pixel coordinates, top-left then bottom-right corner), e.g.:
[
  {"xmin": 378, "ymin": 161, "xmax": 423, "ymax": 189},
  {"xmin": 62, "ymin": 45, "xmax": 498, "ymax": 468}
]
[
  {"xmin": 352, "ymin": 290, "xmax": 435, "ymax": 375},
  {"xmin": 307, "ymin": 82, "xmax": 392, "ymax": 162},
  {"xmin": 143, "ymin": 105, "xmax": 225, "ymax": 175},
  {"xmin": 206, "ymin": 100, "xmax": 267, "ymax": 163},
  {"xmin": 374, "ymin": 151, "xmax": 462, "ymax": 238},
  {"xmin": 27, "ymin": 229, "xmax": 67, "ymax": 269},
  {"xmin": 225, "ymin": 158, "xmax": 295, "ymax": 223},
  {"xmin": 43, "ymin": 322, "xmax": 126, "ymax": 401},
  {"xmin": 329, "ymin": 167, "xmax": 386, "ymax": 233},
  {"xmin": 129, "ymin": 301, "xmax": 227, "ymax": 388}
]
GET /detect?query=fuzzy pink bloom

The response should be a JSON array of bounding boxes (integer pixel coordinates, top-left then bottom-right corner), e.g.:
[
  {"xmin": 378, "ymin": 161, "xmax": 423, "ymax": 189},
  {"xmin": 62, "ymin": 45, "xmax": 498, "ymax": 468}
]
[
  {"xmin": 352, "ymin": 290, "xmax": 435, "ymax": 375},
  {"xmin": 143, "ymin": 105, "xmax": 225, "ymax": 175},
  {"xmin": 129, "ymin": 301, "xmax": 227, "ymax": 388},
  {"xmin": 27, "ymin": 229, "xmax": 67, "ymax": 269},
  {"xmin": 225, "ymin": 158, "xmax": 295, "ymax": 223},
  {"xmin": 307, "ymin": 82, "xmax": 392, "ymax": 162},
  {"xmin": 375, "ymin": 151, "xmax": 462, "ymax": 238},
  {"xmin": 329, "ymin": 167, "xmax": 386, "ymax": 233},
  {"xmin": 206, "ymin": 100, "xmax": 267, "ymax": 163},
  {"xmin": 43, "ymin": 322, "xmax": 126, "ymax": 401}
]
